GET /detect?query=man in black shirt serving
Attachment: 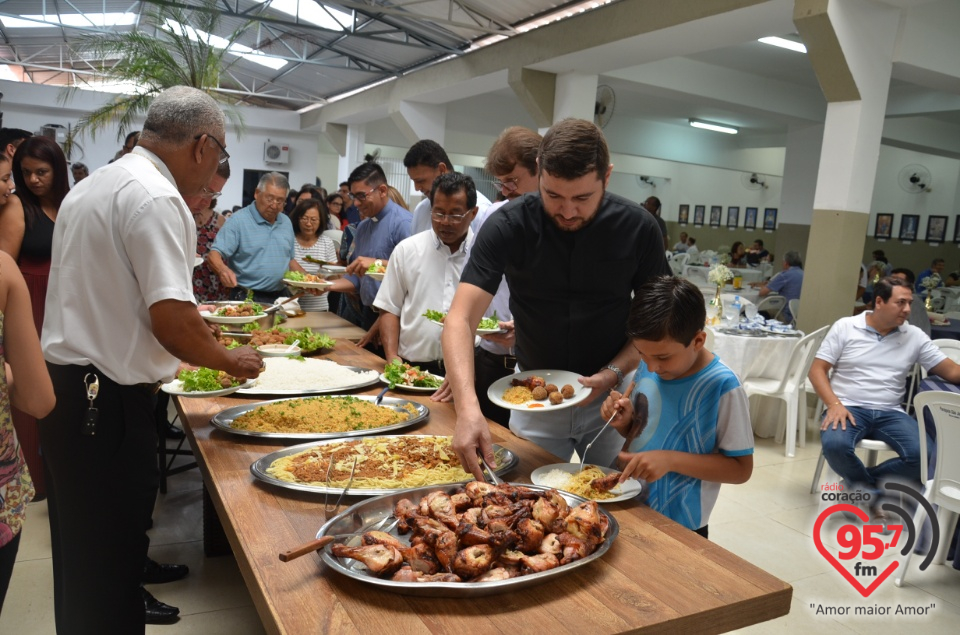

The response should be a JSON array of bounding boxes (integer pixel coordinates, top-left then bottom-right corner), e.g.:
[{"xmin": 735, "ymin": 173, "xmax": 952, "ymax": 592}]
[{"xmin": 442, "ymin": 118, "xmax": 671, "ymax": 479}]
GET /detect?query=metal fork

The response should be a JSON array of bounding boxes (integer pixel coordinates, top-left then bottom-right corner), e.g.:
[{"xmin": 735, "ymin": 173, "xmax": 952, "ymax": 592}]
[
  {"xmin": 478, "ymin": 454, "xmax": 502, "ymax": 485},
  {"xmin": 323, "ymin": 456, "xmax": 358, "ymax": 521},
  {"xmin": 579, "ymin": 379, "xmax": 635, "ymax": 472}
]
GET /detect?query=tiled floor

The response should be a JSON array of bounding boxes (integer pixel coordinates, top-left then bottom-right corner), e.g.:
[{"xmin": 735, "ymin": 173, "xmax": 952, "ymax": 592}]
[{"xmin": 2, "ymin": 434, "xmax": 958, "ymax": 633}]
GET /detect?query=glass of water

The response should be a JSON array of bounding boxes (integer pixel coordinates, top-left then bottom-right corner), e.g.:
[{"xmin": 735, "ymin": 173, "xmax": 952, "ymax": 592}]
[{"xmin": 745, "ymin": 304, "xmax": 759, "ymax": 320}]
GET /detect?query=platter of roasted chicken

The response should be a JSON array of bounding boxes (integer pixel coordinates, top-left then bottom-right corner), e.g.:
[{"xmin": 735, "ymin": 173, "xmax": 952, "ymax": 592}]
[{"xmin": 316, "ymin": 481, "xmax": 618, "ymax": 596}]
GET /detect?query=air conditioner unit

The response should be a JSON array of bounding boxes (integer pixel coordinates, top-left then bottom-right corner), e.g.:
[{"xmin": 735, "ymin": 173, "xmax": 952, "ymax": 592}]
[{"xmin": 264, "ymin": 139, "xmax": 289, "ymax": 164}]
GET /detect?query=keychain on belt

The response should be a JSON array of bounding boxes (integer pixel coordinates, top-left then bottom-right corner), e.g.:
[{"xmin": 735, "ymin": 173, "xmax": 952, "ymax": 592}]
[{"xmin": 83, "ymin": 373, "xmax": 100, "ymax": 436}]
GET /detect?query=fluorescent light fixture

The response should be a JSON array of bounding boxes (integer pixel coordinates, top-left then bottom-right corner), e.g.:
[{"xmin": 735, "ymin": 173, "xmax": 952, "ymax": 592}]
[
  {"xmin": 689, "ymin": 119, "xmax": 738, "ymax": 135},
  {"xmin": 162, "ymin": 19, "xmax": 288, "ymax": 70},
  {"xmin": 1, "ymin": 13, "xmax": 138, "ymax": 29},
  {"xmin": 758, "ymin": 36, "xmax": 807, "ymax": 53}
]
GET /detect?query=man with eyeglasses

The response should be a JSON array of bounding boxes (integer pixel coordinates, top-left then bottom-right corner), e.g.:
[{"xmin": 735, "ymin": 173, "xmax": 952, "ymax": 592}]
[
  {"xmin": 326, "ymin": 162, "xmax": 411, "ymax": 336},
  {"xmin": 208, "ymin": 171, "xmax": 309, "ymax": 304},
  {"xmin": 373, "ymin": 172, "xmax": 478, "ymax": 380},
  {"xmin": 467, "ymin": 126, "xmax": 542, "ymax": 426},
  {"xmin": 404, "ymin": 139, "xmax": 491, "ymax": 235},
  {"xmin": 339, "ymin": 180, "xmax": 361, "ymax": 226},
  {"xmin": 442, "ymin": 118, "xmax": 671, "ymax": 481},
  {"xmin": 40, "ymin": 86, "xmax": 264, "ymax": 631}
]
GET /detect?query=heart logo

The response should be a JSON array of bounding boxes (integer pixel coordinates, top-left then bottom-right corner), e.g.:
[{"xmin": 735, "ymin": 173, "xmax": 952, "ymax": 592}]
[{"xmin": 813, "ymin": 504, "xmax": 899, "ymax": 597}]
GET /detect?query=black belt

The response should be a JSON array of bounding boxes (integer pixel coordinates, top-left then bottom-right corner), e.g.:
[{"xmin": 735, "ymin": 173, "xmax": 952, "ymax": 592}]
[
  {"xmin": 477, "ymin": 347, "xmax": 518, "ymax": 370},
  {"xmin": 135, "ymin": 382, "xmax": 163, "ymax": 395},
  {"xmin": 407, "ymin": 359, "xmax": 444, "ymax": 373}
]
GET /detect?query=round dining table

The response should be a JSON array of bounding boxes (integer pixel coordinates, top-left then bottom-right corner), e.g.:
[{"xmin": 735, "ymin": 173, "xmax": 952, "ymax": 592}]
[
  {"xmin": 708, "ymin": 326, "xmax": 804, "ymax": 439},
  {"xmin": 683, "ymin": 264, "xmax": 766, "ymax": 285}
]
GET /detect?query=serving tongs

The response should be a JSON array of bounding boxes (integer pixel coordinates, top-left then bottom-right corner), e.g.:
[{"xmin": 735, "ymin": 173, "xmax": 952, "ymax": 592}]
[
  {"xmin": 262, "ymin": 290, "xmax": 307, "ymax": 314},
  {"xmin": 303, "ymin": 255, "xmax": 338, "ymax": 266},
  {"xmin": 579, "ymin": 380, "xmax": 635, "ymax": 472},
  {"xmin": 279, "ymin": 456, "xmax": 358, "ymax": 562},
  {"xmin": 478, "ymin": 454, "xmax": 502, "ymax": 486}
]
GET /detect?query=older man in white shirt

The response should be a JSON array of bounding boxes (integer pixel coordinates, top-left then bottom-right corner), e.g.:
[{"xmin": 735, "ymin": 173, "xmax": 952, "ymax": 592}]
[{"xmin": 374, "ymin": 172, "xmax": 478, "ymax": 381}]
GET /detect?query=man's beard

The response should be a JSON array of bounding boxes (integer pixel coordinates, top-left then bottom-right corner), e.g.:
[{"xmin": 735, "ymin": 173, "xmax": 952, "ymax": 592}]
[{"xmin": 546, "ymin": 189, "xmax": 604, "ymax": 232}]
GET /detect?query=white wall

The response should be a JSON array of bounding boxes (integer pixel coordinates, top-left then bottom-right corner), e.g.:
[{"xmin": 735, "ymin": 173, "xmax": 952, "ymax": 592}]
[{"xmin": 0, "ymin": 80, "xmax": 322, "ymax": 209}]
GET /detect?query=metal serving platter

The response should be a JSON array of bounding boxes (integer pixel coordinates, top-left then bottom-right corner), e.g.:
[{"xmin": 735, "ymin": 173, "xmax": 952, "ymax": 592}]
[
  {"xmin": 317, "ymin": 483, "xmax": 619, "ymax": 597},
  {"xmin": 210, "ymin": 395, "xmax": 429, "ymax": 440},
  {"xmin": 250, "ymin": 435, "xmax": 519, "ymax": 496}
]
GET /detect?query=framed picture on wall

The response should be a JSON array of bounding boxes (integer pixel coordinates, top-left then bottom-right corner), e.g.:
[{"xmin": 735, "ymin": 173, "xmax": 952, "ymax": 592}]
[
  {"xmin": 874, "ymin": 213, "xmax": 893, "ymax": 240},
  {"xmin": 954, "ymin": 215, "xmax": 960, "ymax": 243},
  {"xmin": 709, "ymin": 205, "xmax": 722, "ymax": 227},
  {"xmin": 899, "ymin": 214, "xmax": 919, "ymax": 241},
  {"xmin": 693, "ymin": 205, "xmax": 705, "ymax": 227},
  {"xmin": 744, "ymin": 207, "xmax": 758, "ymax": 230},
  {"xmin": 926, "ymin": 215, "xmax": 948, "ymax": 243},
  {"xmin": 726, "ymin": 206, "xmax": 739, "ymax": 228},
  {"xmin": 763, "ymin": 208, "xmax": 778, "ymax": 230},
  {"xmin": 678, "ymin": 204, "xmax": 690, "ymax": 225}
]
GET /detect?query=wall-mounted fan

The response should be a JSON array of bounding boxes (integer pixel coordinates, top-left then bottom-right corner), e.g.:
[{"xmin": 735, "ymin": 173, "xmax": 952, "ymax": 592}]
[
  {"xmin": 594, "ymin": 85, "xmax": 616, "ymax": 129},
  {"xmin": 898, "ymin": 164, "xmax": 932, "ymax": 193},
  {"xmin": 636, "ymin": 175, "xmax": 656, "ymax": 189},
  {"xmin": 740, "ymin": 172, "xmax": 767, "ymax": 190}
]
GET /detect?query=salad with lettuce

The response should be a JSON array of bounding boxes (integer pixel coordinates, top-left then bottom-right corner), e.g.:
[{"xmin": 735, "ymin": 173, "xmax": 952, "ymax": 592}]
[
  {"xmin": 383, "ymin": 359, "xmax": 442, "ymax": 389},
  {"xmin": 423, "ymin": 309, "xmax": 500, "ymax": 330},
  {"xmin": 177, "ymin": 367, "xmax": 240, "ymax": 392}
]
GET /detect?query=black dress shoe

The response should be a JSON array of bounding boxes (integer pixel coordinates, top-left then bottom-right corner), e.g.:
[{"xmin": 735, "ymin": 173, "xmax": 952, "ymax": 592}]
[
  {"xmin": 143, "ymin": 557, "xmax": 189, "ymax": 584},
  {"xmin": 163, "ymin": 420, "xmax": 185, "ymax": 439},
  {"xmin": 143, "ymin": 586, "xmax": 180, "ymax": 624}
]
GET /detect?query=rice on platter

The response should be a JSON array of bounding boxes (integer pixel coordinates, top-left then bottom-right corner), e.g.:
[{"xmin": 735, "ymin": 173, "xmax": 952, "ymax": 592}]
[
  {"xmin": 232, "ymin": 396, "xmax": 416, "ymax": 434},
  {"xmin": 253, "ymin": 357, "xmax": 378, "ymax": 391}
]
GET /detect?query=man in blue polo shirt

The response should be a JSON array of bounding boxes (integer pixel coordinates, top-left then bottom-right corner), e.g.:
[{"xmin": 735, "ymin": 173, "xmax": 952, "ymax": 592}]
[
  {"xmin": 757, "ymin": 250, "xmax": 804, "ymax": 322},
  {"xmin": 207, "ymin": 172, "xmax": 308, "ymax": 303}
]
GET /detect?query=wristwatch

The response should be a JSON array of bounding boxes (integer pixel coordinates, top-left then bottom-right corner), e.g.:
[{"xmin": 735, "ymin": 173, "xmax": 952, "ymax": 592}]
[{"xmin": 602, "ymin": 364, "xmax": 624, "ymax": 387}]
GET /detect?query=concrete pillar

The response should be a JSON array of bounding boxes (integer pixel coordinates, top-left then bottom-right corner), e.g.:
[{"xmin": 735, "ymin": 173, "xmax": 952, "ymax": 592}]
[
  {"xmin": 794, "ymin": 0, "xmax": 901, "ymax": 333},
  {"xmin": 389, "ymin": 100, "xmax": 447, "ymax": 147},
  {"xmin": 553, "ymin": 72, "xmax": 598, "ymax": 123},
  {"xmin": 338, "ymin": 123, "xmax": 366, "ymax": 184},
  {"xmin": 508, "ymin": 67, "xmax": 555, "ymax": 129}
]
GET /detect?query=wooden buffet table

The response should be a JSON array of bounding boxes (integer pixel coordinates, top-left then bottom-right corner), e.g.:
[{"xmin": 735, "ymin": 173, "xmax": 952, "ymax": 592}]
[{"xmin": 175, "ymin": 319, "xmax": 792, "ymax": 634}]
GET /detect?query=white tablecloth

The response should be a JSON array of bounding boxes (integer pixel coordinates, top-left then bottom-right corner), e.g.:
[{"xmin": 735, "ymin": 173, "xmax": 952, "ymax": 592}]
[
  {"xmin": 683, "ymin": 264, "xmax": 765, "ymax": 285},
  {"xmin": 708, "ymin": 326, "xmax": 802, "ymax": 439}
]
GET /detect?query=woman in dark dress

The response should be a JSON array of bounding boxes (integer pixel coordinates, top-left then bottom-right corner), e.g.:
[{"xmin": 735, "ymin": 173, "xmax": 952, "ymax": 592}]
[{"xmin": 8, "ymin": 136, "xmax": 70, "ymax": 499}]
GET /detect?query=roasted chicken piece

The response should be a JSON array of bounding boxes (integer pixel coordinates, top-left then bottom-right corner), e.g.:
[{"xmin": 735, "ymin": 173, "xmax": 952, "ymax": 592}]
[
  {"xmin": 398, "ymin": 542, "xmax": 439, "ymax": 574},
  {"xmin": 565, "ymin": 500, "xmax": 604, "ymax": 544},
  {"xmin": 362, "ymin": 530, "xmax": 403, "ymax": 549},
  {"xmin": 519, "ymin": 552, "xmax": 559, "ymax": 574},
  {"xmin": 511, "ymin": 375, "xmax": 546, "ymax": 390},
  {"xmin": 539, "ymin": 533, "xmax": 561, "ymax": 555},
  {"xmin": 531, "ymin": 496, "xmax": 561, "ymax": 528},
  {"xmin": 421, "ymin": 491, "xmax": 459, "ymax": 529},
  {"xmin": 464, "ymin": 481, "xmax": 497, "ymax": 505},
  {"xmin": 515, "ymin": 518, "xmax": 545, "ymax": 553},
  {"xmin": 472, "ymin": 567, "xmax": 515, "ymax": 582},
  {"xmin": 450, "ymin": 491, "xmax": 472, "ymax": 512},
  {"xmin": 460, "ymin": 506, "xmax": 482, "ymax": 525},
  {"xmin": 330, "ymin": 544, "xmax": 403, "ymax": 576},
  {"xmin": 394, "ymin": 498, "xmax": 420, "ymax": 534},
  {"xmin": 391, "ymin": 567, "xmax": 462, "ymax": 583},
  {"xmin": 431, "ymin": 530, "xmax": 459, "ymax": 572},
  {"xmin": 590, "ymin": 472, "xmax": 623, "ymax": 493},
  {"xmin": 558, "ymin": 532, "xmax": 590, "ymax": 564},
  {"xmin": 452, "ymin": 544, "xmax": 496, "ymax": 579}
]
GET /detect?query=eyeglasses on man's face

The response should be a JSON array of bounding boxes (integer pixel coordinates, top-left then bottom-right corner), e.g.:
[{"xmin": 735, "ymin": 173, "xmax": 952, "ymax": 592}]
[
  {"xmin": 199, "ymin": 186, "xmax": 222, "ymax": 202},
  {"xmin": 195, "ymin": 133, "xmax": 230, "ymax": 165},
  {"xmin": 350, "ymin": 188, "xmax": 377, "ymax": 202},
  {"xmin": 431, "ymin": 211, "xmax": 470, "ymax": 224},
  {"xmin": 493, "ymin": 176, "xmax": 520, "ymax": 193}
]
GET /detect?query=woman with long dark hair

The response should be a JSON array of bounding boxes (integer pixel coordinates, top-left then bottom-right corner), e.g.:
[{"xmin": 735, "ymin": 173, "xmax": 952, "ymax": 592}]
[{"xmin": 5, "ymin": 136, "xmax": 70, "ymax": 499}]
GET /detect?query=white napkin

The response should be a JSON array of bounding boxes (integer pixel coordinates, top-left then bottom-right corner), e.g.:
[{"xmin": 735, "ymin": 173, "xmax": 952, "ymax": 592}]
[{"xmin": 275, "ymin": 296, "xmax": 302, "ymax": 316}]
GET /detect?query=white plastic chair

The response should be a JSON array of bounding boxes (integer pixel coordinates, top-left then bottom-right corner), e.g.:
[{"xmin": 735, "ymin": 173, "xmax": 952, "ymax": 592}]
[
  {"xmin": 685, "ymin": 266, "xmax": 709, "ymax": 286},
  {"xmin": 669, "ymin": 252, "xmax": 689, "ymax": 276},
  {"xmin": 921, "ymin": 339, "xmax": 960, "ymax": 379},
  {"xmin": 742, "ymin": 325, "xmax": 829, "ymax": 458},
  {"xmin": 896, "ymin": 391, "xmax": 960, "ymax": 587},
  {"xmin": 322, "ymin": 229, "xmax": 343, "ymax": 251},
  {"xmin": 756, "ymin": 295, "xmax": 787, "ymax": 321},
  {"xmin": 788, "ymin": 298, "xmax": 799, "ymax": 324}
]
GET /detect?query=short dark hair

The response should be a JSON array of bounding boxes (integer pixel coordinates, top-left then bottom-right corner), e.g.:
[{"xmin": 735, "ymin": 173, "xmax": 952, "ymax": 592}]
[
  {"xmin": 538, "ymin": 118, "xmax": 609, "ymax": 181},
  {"xmin": 0, "ymin": 128, "xmax": 31, "ymax": 151},
  {"xmin": 289, "ymin": 198, "xmax": 328, "ymax": 237},
  {"xmin": 430, "ymin": 172, "xmax": 477, "ymax": 209},
  {"xmin": 890, "ymin": 267, "xmax": 916, "ymax": 285},
  {"xmin": 485, "ymin": 126, "xmax": 541, "ymax": 177},
  {"xmin": 347, "ymin": 162, "xmax": 386, "ymax": 188},
  {"xmin": 687, "ymin": 237, "xmax": 696, "ymax": 245},
  {"xmin": 13, "ymin": 136, "xmax": 70, "ymax": 229},
  {"xmin": 874, "ymin": 276, "xmax": 910, "ymax": 304},
  {"xmin": 403, "ymin": 140, "xmax": 451, "ymax": 170},
  {"xmin": 932, "ymin": 258, "xmax": 945, "ymax": 266},
  {"xmin": 626, "ymin": 276, "xmax": 706, "ymax": 346},
  {"xmin": 753, "ymin": 239, "xmax": 764, "ymax": 247}
]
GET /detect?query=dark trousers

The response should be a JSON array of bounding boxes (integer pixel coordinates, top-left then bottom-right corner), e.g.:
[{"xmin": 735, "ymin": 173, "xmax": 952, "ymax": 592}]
[
  {"xmin": 0, "ymin": 531, "xmax": 21, "ymax": 614},
  {"xmin": 39, "ymin": 363, "xmax": 159, "ymax": 635},
  {"xmin": 228, "ymin": 286, "xmax": 282, "ymax": 304},
  {"xmin": 474, "ymin": 347, "xmax": 516, "ymax": 427},
  {"xmin": 405, "ymin": 359, "xmax": 445, "ymax": 378}
]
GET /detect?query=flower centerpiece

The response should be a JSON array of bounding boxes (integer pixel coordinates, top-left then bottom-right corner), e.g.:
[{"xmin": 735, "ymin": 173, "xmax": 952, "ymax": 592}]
[
  {"xmin": 718, "ymin": 252, "xmax": 732, "ymax": 266},
  {"xmin": 920, "ymin": 273, "xmax": 942, "ymax": 310},
  {"xmin": 707, "ymin": 264, "xmax": 733, "ymax": 324}
]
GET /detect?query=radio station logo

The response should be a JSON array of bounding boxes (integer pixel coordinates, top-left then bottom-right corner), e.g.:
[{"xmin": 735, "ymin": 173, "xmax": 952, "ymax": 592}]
[{"xmin": 814, "ymin": 482, "xmax": 939, "ymax": 597}]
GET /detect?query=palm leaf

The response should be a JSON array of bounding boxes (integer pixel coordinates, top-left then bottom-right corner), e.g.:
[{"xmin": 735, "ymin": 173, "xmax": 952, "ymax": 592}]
[{"xmin": 60, "ymin": 0, "xmax": 253, "ymax": 150}]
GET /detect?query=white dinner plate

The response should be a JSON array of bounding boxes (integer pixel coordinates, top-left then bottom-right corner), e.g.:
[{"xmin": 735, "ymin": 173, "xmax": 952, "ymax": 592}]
[
  {"xmin": 366, "ymin": 272, "xmax": 385, "ymax": 281},
  {"xmin": 428, "ymin": 318, "xmax": 506, "ymax": 336},
  {"xmin": 530, "ymin": 463, "xmax": 642, "ymax": 504},
  {"xmin": 322, "ymin": 265, "xmax": 347, "ymax": 274},
  {"xmin": 284, "ymin": 278, "xmax": 334, "ymax": 290},
  {"xmin": 200, "ymin": 310, "xmax": 265, "ymax": 325},
  {"xmin": 487, "ymin": 369, "xmax": 588, "ymax": 412},
  {"xmin": 378, "ymin": 372, "xmax": 444, "ymax": 392},
  {"xmin": 161, "ymin": 377, "xmax": 257, "ymax": 398},
  {"xmin": 759, "ymin": 326, "xmax": 801, "ymax": 337}
]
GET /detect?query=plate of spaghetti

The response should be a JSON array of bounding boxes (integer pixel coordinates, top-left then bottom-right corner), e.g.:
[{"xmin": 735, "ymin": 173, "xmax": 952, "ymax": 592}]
[
  {"xmin": 530, "ymin": 463, "xmax": 642, "ymax": 504},
  {"xmin": 251, "ymin": 435, "xmax": 518, "ymax": 495}
]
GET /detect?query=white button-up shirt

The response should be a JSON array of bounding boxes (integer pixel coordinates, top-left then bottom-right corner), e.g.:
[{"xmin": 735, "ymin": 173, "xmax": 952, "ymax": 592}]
[{"xmin": 373, "ymin": 228, "xmax": 473, "ymax": 362}]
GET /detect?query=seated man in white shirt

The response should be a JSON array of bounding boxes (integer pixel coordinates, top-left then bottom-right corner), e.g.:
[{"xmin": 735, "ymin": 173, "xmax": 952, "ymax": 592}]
[
  {"xmin": 374, "ymin": 172, "xmax": 478, "ymax": 380},
  {"xmin": 809, "ymin": 277, "xmax": 960, "ymax": 519},
  {"xmin": 685, "ymin": 236, "xmax": 700, "ymax": 260},
  {"xmin": 673, "ymin": 231, "xmax": 688, "ymax": 253}
]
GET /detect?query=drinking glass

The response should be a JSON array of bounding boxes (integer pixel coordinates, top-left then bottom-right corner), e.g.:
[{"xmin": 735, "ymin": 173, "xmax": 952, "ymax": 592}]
[{"xmin": 745, "ymin": 304, "xmax": 759, "ymax": 320}]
